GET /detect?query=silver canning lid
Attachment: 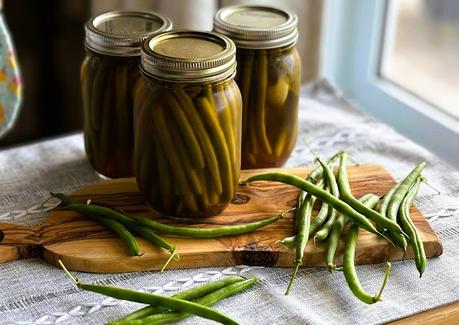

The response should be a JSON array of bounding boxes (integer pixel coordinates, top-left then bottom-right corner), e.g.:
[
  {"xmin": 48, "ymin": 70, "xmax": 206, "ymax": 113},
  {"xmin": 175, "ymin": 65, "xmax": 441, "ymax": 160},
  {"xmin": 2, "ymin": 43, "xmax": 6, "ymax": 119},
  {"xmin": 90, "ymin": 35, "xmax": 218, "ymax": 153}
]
[
  {"xmin": 214, "ymin": 5, "xmax": 298, "ymax": 49},
  {"xmin": 141, "ymin": 31, "xmax": 237, "ymax": 83},
  {"xmin": 85, "ymin": 10, "xmax": 173, "ymax": 57}
]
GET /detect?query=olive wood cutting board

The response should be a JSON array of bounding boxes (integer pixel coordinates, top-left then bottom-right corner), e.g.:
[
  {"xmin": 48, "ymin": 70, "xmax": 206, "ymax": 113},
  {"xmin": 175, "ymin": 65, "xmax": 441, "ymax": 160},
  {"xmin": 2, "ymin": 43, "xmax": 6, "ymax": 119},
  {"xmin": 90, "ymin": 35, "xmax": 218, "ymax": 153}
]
[{"xmin": 0, "ymin": 165, "xmax": 443, "ymax": 273}]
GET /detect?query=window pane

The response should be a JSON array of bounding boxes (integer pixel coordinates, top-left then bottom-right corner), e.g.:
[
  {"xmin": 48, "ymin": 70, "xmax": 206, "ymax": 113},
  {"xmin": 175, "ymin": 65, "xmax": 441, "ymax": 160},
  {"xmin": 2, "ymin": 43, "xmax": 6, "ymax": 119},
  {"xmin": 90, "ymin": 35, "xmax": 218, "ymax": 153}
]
[{"xmin": 380, "ymin": 0, "xmax": 459, "ymax": 119}]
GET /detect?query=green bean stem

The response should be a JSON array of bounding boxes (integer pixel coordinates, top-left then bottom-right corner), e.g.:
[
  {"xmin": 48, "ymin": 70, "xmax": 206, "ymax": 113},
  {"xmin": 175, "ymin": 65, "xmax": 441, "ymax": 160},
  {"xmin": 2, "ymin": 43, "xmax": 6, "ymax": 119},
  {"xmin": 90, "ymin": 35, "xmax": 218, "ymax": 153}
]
[
  {"xmin": 399, "ymin": 176, "xmax": 427, "ymax": 277},
  {"xmin": 343, "ymin": 225, "xmax": 392, "ymax": 304},
  {"xmin": 131, "ymin": 209, "xmax": 288, "ymax": 239},
  {"xmin": 118, "ymin": 276, "xmax": 244, "ymax": 322},
  {"xmin": 326, "ymin": 194, "xmax": 378, "ymax": 271},
  {"xmin": 242, "ymin": 173, "xmax": 385, "ymax": 238},
  {"xmin": 58, "ymin": 261, "xmax": 238, "ymax": 325}
]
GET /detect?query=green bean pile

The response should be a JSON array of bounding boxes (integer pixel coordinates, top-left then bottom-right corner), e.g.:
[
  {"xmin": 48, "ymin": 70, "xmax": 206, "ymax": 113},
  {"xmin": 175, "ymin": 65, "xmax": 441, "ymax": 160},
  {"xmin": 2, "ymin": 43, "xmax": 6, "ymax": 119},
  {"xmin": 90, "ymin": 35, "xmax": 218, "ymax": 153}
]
[
  {"xmin": 242, "ymin": 151, "xmax": 428, "ymax": 303},
  {"xmin": 81, "ymin": 52, "xmax": 139, "ymax": 178},
  {"xmin": 59, "ymin": 260, "xmax": 255, "ymax": 325},
  {"xmin": 134, "ymin": 77, "xmax": 242, "ymax": 217},
  {"xmin": 236, "ymin": 46, "xmax": 301, "ymax": 169}
]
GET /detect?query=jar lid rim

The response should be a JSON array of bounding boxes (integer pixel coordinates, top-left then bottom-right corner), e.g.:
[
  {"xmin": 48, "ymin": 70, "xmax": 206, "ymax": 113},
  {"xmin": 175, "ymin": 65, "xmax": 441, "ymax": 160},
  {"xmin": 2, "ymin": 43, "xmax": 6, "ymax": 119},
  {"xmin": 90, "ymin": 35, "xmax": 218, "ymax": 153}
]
[
  {"xmin": 85, "ymin": 10, "xmax": 173, "ymax": 57},
  {"xmin": 141, "ymin": 30, "xmax": 237, "ymax": 83},
  {"xmin": 214, "ymin": 5, "xmax": 298, "ymax": 49}
]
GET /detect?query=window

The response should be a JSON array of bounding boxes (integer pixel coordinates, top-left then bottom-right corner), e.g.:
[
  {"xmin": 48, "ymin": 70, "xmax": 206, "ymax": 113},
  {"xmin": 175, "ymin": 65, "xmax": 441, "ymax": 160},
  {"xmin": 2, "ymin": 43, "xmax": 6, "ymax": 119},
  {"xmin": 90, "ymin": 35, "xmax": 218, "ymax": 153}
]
[
  {"xmin": 323, "ymin": 0, "xmax": 459, "ymax": 169},
  {"xmin": 380, "ymin": 0, "xmax": 459, "ymax": 120}
]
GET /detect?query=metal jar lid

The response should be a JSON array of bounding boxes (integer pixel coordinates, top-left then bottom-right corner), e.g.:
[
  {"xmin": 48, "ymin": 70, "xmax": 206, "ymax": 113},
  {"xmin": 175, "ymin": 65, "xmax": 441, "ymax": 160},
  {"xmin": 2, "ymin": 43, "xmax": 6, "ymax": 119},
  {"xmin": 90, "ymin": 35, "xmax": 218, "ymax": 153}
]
[
  {"xmin": 213, "ymin": 5, "xmax": 298, "ymax": 50},
  {"xmin": 141, "ymin": 31, "xmax": 237, "ymax": 83},
  {"xmin": 85, "ymin": 10, "xmax": 173, "ymax": 57}
]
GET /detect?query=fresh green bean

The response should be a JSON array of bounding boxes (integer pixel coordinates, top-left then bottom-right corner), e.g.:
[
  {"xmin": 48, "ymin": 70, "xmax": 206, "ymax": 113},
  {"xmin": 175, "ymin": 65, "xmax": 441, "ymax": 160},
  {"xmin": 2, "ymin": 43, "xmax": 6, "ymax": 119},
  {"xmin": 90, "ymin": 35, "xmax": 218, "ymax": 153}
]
[
  {"xmin": 285, "ymin": 193, "xmax": 314, "ymax": 295},
  {"xmin": 343, "ymin": 225, "xmax": 391, "ymax": 304},
  {"xmin": 82, "ymin": 211, "xmax": 141, "ymax": 256},
  {"xmin": 314, "ymin": 157, "xmax": 339, "ymax": 241},
  {"xmin": 131, "ymin": 210, "xmax": 288, "ymax": 238},
  {"xmin": 379, "ymin": 184, "xmax": 398, "ymax": 217},
  {"xmin": 337, "ymin": 153, "xmax": 406, "ymax": 239},
  {"xmin": 118, "ymin": 276, "xmax": 244, "ymax": 322},
  {"xmin": 124, "ymin": 278, "xmax": 256, "ymax": 325},
  {"xmin": 387, "ymin": 162, "xmax": 427, "ymax": 222},
  {"xmin": 51, "ymin": 194, "xmax": 176, "ymax": 256},
  {"xmin": 125, "ymin": 223, "xmax": 176, "ymax": 255},
  {"xmin": 294, "ymin": 191, "xmax": 306, "ymax": 230},
  {"xmin": 58, "ymin": 261, "xmax": 238, "ymax": 325},
  {"xmin": 242, "ymin": 173, "xmax": 385, "ymax": 238},
  {"xmin": 278, "ymin": 235, "xmax": 296, "ymax": 246},
  {"xmin": 326, "ymin": 194, "xmax": 378, "ymax": 271},
  {"xmin": 399, "ymin": 176, "xmax": 426, "ymax": 277},
  {"xmin": 309, "ymin": 193, "xmax": 329, "ymax": 235},
  {"xmin": 307, "ymin": 152, "xmax": 342, "ymax": 183}
]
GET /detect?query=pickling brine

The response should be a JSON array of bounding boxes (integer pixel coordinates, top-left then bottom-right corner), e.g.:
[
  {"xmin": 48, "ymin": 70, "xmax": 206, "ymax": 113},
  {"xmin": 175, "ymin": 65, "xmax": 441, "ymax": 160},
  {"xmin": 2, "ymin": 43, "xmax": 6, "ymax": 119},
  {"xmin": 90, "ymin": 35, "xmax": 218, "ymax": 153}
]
[
  {"xmin": 81, "ymin": 11, "xmax": 172, "ymax": 178},
  {"xmin": 214, "ymin": 5, "xmax": 301, "ymax": 168},
  {"xmin": 135, "ymin": 31, "xmax": 241, "ymax": 217}
]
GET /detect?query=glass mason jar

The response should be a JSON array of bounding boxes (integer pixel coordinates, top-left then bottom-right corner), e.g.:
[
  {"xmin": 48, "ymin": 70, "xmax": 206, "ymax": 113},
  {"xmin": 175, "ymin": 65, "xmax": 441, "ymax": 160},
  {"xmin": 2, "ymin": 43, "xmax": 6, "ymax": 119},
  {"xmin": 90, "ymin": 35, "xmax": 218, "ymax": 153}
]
[
  {"xmin": 214, "ymin": 6, "xmax": 301, "ymax": 168},
  {"xmin": 81, "ymin": 11, "xmax": 172, "ymax": 178},
  {"xmin": 135, "ymin": 31, "xmax": 242, "ymax": 217}
]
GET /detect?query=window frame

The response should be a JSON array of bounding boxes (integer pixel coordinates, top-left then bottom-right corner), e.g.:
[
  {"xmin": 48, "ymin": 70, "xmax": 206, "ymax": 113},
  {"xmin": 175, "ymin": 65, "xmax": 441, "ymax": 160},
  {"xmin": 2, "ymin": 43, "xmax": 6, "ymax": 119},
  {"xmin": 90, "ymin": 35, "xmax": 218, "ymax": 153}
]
[{"xmin": 321, "ymin": 0, "xmax": 459, "ymax": 169}]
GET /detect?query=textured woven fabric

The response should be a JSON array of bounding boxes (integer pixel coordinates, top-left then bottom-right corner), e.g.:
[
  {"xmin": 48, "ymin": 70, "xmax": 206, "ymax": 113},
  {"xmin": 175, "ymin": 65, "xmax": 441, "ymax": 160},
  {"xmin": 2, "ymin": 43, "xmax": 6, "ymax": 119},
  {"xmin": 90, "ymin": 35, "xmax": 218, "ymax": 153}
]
[{"xmin": 1, "ymin": 80, "xmax": 458, "ymax": 325}]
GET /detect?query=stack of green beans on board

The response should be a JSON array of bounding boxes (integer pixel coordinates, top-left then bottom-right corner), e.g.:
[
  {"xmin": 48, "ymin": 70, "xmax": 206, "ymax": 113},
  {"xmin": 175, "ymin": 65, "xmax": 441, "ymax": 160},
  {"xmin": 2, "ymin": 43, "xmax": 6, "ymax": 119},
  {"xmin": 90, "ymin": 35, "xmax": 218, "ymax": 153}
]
[
  {"xmin": 242, "ymin": 151, "xmax": 429, "ymax": 304},
  {"xmin": 135, "ymin": 31, "xmax": 241, "ymax": 217},
  {"xmin": 81, "ymin": 55, "xmax": 139, "ymax": 177},
  {"xmin": 236, "ymin": 47, "xmax": 301, "ymax": 168},
  {"xmin": 81, "ymin": 10, "xmax": 172, "ymax": 178},
  {"xmin": 214, "ymin": 5, "xmax": 301, "ymax": 168}
]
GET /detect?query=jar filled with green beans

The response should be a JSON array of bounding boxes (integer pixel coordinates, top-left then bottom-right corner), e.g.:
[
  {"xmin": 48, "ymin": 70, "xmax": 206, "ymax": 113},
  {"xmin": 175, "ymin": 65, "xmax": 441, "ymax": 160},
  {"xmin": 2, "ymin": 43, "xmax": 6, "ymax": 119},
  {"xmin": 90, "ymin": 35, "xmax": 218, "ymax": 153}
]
[
  {"xmin": 135, "ymin": 31, "xmax": 242, "ymax": 217},
  {"xmin": 81, "ymin": 11, "xmax": 172, "ymax": 178},
  {"xmin": 214, "ymin": 6, "xmax": 301, "ymax": 168}
]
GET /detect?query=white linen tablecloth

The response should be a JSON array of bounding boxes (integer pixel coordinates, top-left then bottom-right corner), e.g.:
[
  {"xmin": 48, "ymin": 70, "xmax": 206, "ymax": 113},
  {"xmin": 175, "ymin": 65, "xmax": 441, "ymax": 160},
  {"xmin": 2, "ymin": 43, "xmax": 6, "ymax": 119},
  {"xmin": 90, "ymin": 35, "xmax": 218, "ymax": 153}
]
[{"xmin": 1, "ymin": 81, "xmax": 458, "ymax": 325}]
